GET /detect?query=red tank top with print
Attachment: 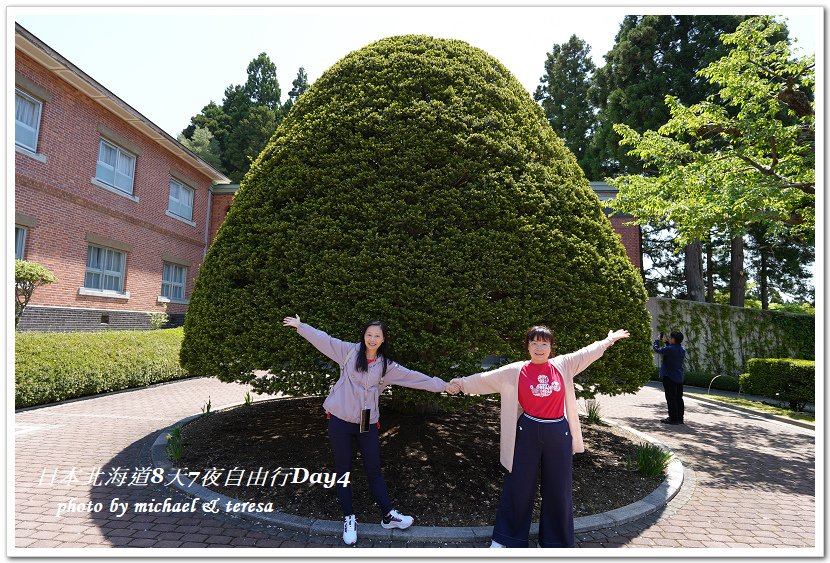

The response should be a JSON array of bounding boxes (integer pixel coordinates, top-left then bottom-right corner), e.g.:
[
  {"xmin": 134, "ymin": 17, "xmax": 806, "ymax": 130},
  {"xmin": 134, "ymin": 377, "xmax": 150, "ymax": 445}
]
[{"xmin": 518, "ymin": 361, "xmax": 565, "ymax": 419}]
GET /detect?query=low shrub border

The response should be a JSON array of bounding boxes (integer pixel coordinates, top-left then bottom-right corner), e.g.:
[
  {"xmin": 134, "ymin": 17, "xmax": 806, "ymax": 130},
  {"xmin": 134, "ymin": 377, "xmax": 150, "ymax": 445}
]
[
  {"xmin": 15, "ymin": 328, "xmax": 189, "ymax": 408},
  {"xmin": 739, "ymin": 358, "xmax": 815, "ymax": 411}
]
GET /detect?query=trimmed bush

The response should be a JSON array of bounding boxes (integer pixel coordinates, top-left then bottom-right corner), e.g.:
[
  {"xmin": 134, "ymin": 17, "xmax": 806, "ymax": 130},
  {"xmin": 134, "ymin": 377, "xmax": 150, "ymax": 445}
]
[
  {"xmin": 15, "ymin": 259, "xmax": 57, "ymax": 327},
  {"xmin": 739, "ymin": 358, "xmax": 815, "ymax": 411},
  {"xmin": 15, "ymin": 328, "xmax": 189, "ymax": 408},
  {"xmin": 181, "ymin": 35, "xmax": 654, "ymax": 407}
]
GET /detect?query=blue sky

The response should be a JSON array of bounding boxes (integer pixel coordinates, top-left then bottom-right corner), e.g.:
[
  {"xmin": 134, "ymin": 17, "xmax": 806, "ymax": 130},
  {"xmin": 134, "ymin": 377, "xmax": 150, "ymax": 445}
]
[{"xmin": 13, "ymin": 6, "xmax": 820, "ymax": 139}]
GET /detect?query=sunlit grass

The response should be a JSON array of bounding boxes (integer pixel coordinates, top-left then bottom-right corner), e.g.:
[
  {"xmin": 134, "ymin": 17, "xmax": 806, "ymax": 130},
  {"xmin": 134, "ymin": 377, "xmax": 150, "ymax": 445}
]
[{"xmin": 689, "ymin": 393, "xmax": 815, "ymax": 423}]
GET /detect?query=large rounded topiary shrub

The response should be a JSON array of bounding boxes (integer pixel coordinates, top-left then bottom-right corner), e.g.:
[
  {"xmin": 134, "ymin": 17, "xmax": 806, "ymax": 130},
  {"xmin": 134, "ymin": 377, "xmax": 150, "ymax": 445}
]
[{"xmin": 181, "ymin": 35, "xmax": 653, "ymax": 407}]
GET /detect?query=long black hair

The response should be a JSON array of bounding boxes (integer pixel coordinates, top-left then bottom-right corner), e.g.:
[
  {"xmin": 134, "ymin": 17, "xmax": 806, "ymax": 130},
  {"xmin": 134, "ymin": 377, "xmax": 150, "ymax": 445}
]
[{"xmin": 356, "ymin": 320, "xmax": 390, "ymax": 379}]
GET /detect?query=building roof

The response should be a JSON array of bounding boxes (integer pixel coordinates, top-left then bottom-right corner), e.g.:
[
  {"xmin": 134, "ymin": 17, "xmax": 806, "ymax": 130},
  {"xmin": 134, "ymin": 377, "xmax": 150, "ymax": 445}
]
[{"xmin": 15, "ymin": 23, "xmax": 231, "ymax": 185}]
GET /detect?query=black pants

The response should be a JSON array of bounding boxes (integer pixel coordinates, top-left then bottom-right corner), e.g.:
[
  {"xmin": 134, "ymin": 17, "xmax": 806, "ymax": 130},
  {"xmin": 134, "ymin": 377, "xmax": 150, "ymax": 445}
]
[
  {"xmin": 327, "ymin": 415, "xmax": 393, "ymax": 517},
  {"xmin": 492, "ymin": 414, "xmax": 574, "ymax": 548},
  {"xmin": 663, "ymin": 378, "xmax": 684, "ymax": 423}
]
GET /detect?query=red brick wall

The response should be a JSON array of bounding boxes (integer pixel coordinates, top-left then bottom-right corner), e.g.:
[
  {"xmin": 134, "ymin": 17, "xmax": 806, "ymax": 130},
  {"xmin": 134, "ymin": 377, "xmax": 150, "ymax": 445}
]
[
  {"xmin": 15, "ymin": 50, "xmax": 214, "ymax": 317},
  {"xmin": 609, "ymin": 216, "xmax": 642, "ymax": 271},
  {"xmin": 207, "ymin": 193, "xmax": 235, "ymax": 247}
]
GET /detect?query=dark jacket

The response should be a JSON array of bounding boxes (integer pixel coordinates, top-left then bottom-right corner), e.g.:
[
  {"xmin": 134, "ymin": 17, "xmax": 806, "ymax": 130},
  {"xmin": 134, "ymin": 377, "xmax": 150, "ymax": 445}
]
[{"xmin": 653, "ymin": 340, "xmax": 686, "ymax": 383}]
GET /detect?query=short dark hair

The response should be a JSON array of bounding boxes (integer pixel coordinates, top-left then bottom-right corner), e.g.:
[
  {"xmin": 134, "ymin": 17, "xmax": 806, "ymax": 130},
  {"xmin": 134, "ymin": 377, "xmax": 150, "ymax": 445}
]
[
  {"xmin": 525, "ymin": 325, "xmax": 556, "ymax": 354},
  {"xmin": 670, "ymin": 331, "xmax": 684, "ymax": 345}
]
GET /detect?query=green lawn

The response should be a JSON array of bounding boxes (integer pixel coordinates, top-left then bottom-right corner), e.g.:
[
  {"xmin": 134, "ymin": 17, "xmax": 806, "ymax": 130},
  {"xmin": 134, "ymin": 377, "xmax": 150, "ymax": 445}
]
[{"xmin": 688, "ymin": 393, "xmax": 815, "ymax": 423}]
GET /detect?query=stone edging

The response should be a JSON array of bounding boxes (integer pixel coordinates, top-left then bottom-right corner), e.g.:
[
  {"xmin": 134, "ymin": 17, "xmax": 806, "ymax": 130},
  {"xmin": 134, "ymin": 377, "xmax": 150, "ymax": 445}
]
[{"xmin": 150, "ymin": 403, "xmax": 684, "ymax": 544}]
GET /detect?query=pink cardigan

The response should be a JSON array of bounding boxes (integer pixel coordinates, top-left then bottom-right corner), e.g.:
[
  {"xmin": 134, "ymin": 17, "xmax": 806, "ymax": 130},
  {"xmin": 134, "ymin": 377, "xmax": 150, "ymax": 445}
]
[{"xmin": 456, "ymin": 336, "xmax": 615, "ymax": 472}]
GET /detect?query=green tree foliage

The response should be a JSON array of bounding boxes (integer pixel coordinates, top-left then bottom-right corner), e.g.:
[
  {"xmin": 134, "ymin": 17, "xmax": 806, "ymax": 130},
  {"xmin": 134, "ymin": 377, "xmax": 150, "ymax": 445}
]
[
  {"xmin": 282, "ymin": 66, "xmax": 311, "ymax": 115},
  {"xmin": 178, "ymin": 126, "xmax": 222, "ymax": 170},
  {"xmin": 243, "ymin": 53, "xmax": 282, "ymax": 111},
  {"xmin": 534, "ymin": 35, "xmax": 596, "ymax": 171},
  {"xmin": 745, "ymin": 223, "xmax": 814, "ymax": 308},
  {"xmin": 181, "ymin": 54, "xmax": 284, "ymax": 182},
  {"xmin": 15, "ymin": 259, "xmax": 56, "ymax": 327},
  {"xmin": 182, "ymin": 101, "xmax": 230, "ymax": 148},
  {"xmin": 180, "ymin": 35, "xmax": 653, "ymax": 407},
  {"xmin": 586, "ymin": 15, "xmax": 747, "ymax": 178},
  {"xmin": 223, "ymin": 105, "xmax": 280, "ymax": 182},
  {"xmin": 608, "ymin": 16, "xmax": 815, "ymax": 247}
]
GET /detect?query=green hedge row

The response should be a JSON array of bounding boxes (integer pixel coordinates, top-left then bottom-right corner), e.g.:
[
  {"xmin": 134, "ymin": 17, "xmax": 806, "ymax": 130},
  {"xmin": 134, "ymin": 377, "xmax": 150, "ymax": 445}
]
[
  {"xmin": 650, "ymin": 367, "xmax": 741, "ymax": 392},
  {"xmin": 739, "ymin": 358, "xmax": 815, "ymax": 411},
  {"xmin": 15, "ymin": 328, "xmax": 189, "ymax": 408}
]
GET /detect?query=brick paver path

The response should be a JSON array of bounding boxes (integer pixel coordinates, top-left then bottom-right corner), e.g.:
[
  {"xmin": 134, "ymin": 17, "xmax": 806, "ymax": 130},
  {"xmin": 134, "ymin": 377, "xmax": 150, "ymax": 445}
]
[{"xmin": 14, "ymin": 378, "xmax": 816, "ymax": 550}]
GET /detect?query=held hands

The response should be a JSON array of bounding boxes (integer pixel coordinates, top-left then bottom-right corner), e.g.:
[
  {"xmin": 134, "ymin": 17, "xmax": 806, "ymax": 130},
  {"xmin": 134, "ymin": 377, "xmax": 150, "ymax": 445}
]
[
  {"xmin": 445, "ymin": 379, "xmax": 463, "ymax": 395},
  {"xmin": 606, "ymin": 329, "xmax": 630, "ymax": 344},
  {"xmin": 282, "ymin": 314, "xmax": 301, "ymax": 329}
]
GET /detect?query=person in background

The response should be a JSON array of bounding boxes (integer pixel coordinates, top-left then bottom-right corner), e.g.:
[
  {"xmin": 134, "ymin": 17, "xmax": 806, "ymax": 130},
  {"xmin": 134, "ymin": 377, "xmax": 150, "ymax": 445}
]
[
  {"xmin": 654, "ymin": 330, "xmax": 686, "ymax": 425},
  {"xmin": 283, "ymin": 314, "xmax": 458, "ymax": 546},
  {"xmin": 448, "ymin": 326, "xmax": 630, "ymax": 548}
]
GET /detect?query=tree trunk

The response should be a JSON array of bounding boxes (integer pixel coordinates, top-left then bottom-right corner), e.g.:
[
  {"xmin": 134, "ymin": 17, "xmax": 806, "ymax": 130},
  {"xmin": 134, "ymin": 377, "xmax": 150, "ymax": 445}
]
[
  {"xmin": 705, "ymin": 240, "xmax": 714, "ymax": 303},
  {"xmin": 684, "ymin": 239, "xmax": 705, "ymax": 302},
  {"xmin": 729, "ymin": 236, "xmax": 746, "ymax": 307},
  {"xmin": 759, "ymin": 245, "xmax": 769, "ymax": 310}
]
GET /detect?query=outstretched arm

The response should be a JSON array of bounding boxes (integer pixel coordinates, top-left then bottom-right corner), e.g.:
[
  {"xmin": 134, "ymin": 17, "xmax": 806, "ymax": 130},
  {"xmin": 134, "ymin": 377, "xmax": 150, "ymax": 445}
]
[
  {"xmin": 283, "ymin": 314, "xmax": 354, "ymax": 365},
  {"xmin": 557, "ymin": 329, "xmax": 630, "ymax": 376},
  {"xmin": 382, "ymin": 363, "xmax": 449, "ymax": 393}
]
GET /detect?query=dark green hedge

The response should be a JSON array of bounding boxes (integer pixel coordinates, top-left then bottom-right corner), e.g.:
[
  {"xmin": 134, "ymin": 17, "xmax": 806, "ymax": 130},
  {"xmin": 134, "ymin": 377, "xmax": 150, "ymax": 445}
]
[
  {"xmin": 181, "ymin": 35, "xmax": 654, "ymax": 406},
  {"xmin": 739, "ymin": 358, "xmax": 815, "ymax": 411},
  {"xmin": 649, "ymin": 368, "xmax": 741, "ymax": 392},
  {"xmin": 16, "ymin": 328, "xmax": 188, "ymax": 408}
]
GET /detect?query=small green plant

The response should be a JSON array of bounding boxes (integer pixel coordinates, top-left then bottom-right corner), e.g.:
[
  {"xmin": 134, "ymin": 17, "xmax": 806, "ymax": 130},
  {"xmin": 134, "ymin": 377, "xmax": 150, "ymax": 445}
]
[
  {"xmin": 583, "ymin": 399, "xmax": 602, "ymax": 424},
  {"xmin": 148, "ymin": 311, "xmax": 169, "ymax": 330},
  {"xmin": 243, "ymin": 391, "xmax": 252, "ymax": 406},
  {"xmin": 201, "ymin": 395, "xmax": 212, "ymax": 416},
  {"xmin": 166, "ymin": 426, "xmax": 183, "ymax": 462},
  {"xmin": 627, "ymin": 442, "xmax": 672, "ymax": 477}
]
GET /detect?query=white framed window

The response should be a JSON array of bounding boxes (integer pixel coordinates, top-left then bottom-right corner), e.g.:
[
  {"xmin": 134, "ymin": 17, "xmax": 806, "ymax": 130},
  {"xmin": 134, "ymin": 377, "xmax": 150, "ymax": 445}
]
[
  {"xmin": 161, "ymin": 262, "xmax": 187, "ymax": 301},
  {"xmin": 15, "ymin": 226, "xmax": 27, "ymax": 260},
  {"xmin": 84, "ymin": 245, "xmax": 126, "ymax": 293},
  {"xmin": 95, "ymin": 138, "xmax": 136, "ymax": 194},
  {"xmin": 168, "ymin": 178, "xmax": 195, "ymax": 221},
  {"xmin": 15, "ymin": 89, "xmax": 42, "ymax": 152}
]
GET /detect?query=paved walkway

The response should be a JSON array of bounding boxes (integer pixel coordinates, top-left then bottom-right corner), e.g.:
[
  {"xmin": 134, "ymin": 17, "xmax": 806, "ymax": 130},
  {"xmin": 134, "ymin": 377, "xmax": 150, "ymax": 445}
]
[{"xmin": 14, "ymin": 378, "xmax": 816, "ymax": 550}]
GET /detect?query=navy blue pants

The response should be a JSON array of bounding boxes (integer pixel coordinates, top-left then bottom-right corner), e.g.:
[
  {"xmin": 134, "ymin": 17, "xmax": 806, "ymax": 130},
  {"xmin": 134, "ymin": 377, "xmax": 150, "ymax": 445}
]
[
  {"xmin": 492, "ymin": 414, "xmax": 574, "ymax": 548},
  {"xmin": 327, "ymin": 415, "xmax": 393, "ymax": 517}
]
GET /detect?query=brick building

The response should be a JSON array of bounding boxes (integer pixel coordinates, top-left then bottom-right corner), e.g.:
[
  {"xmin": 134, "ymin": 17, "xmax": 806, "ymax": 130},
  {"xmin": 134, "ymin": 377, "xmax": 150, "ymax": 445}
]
[
  {"xmin": 14, "ymin": 24, "xmax": 230, "ymax": 331},
  {"xmin": 590, "ymin": 181, "xmax": 643, "ymax": 273}
]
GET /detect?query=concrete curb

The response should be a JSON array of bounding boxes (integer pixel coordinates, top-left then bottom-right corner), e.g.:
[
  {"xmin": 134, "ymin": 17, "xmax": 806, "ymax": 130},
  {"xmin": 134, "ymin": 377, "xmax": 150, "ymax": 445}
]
[
  {"xmin": 686, "ymin": 394, "xmax": 816, "ymax": 431},
  {"xmin": 151, "ymin": 404, "xmax": 684, "ymax": 544}
]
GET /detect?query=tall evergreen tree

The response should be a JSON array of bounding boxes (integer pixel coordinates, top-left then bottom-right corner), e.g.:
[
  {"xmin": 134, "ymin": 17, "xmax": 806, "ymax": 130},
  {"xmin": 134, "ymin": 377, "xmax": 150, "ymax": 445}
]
[
  {"xmin": 586, "ymin": 15, "xmax": 747, "ymax": 179},
  {"xmin": 283, "ymin": 66, "xmax": 310, "ymax": 115},
  {"xmin": 181, "ymin": 53, "xmax": 284, "ymax": 181},
  {"xmin": 243, "ymin": 53, "xmax": 281, "ymax": 111},
  {"xmin": 534, "ymin": 35, "xmax": 596, "ymax": 171}
]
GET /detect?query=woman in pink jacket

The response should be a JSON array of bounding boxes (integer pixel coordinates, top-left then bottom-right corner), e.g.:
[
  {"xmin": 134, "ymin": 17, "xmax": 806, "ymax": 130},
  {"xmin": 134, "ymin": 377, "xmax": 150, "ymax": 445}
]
[
  {"xmin": 283, "ymin": 314, "xmax": 454, "ymax": 545},
  {"xmin": 449, "ymin": 325, "xmax": 629, "ymax": 548}
]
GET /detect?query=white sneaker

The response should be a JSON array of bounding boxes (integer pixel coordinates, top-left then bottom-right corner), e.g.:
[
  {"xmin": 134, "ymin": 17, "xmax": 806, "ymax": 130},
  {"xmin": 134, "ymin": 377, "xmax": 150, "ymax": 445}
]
[
  {"xmin": 342, "ymin": 514, "xmax": 357, "ymax": 545},
  {"xmin": 381, "ymin": 508, "xmax": 414, "ymax": 529},
  {"xmin": 490, "ymin": 539, "xmax": 506, "ymax": 548}
]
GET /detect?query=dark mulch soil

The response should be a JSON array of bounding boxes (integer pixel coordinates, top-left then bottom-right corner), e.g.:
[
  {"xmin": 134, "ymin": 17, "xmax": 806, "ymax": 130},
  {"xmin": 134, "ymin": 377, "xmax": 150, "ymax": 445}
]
[{"xmin": 178, "ymin": 396, "xmax": 662, "ymax": 527}]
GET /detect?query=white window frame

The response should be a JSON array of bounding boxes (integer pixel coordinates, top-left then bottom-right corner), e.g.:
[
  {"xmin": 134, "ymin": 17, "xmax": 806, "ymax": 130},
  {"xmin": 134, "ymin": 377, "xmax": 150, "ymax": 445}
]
[
  {"xmin": 161, "ymin": 262, "xmax": 188, "ymax": 302},
  {"xmin": 95, "ymin": 138, "xmax": 136, "ymax": 195},
  {"xmin": 167, "ymin": 178, "xmax": 195, "ymax": 223},
  {"xmin": 15, "ymin": 225, "xmax": 27, "ymax": 260},
  {"xmin": 82, "ymin": 244, "xmax": 128, "ymax": 297},
  {"xmin": 15, "ymin": 88, "xmax": 42, "ymax": 153}
]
